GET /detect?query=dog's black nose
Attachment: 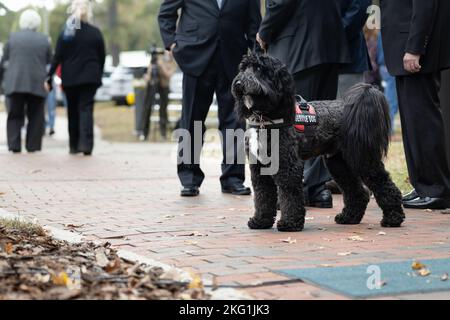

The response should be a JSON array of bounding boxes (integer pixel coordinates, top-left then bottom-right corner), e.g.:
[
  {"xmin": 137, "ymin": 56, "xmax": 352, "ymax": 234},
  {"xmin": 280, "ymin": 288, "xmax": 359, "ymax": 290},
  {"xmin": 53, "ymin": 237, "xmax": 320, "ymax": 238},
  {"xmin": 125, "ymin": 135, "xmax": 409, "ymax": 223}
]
[{"xmin": 234, "ymin": 80, "xmax": 243, "ymax": 93}]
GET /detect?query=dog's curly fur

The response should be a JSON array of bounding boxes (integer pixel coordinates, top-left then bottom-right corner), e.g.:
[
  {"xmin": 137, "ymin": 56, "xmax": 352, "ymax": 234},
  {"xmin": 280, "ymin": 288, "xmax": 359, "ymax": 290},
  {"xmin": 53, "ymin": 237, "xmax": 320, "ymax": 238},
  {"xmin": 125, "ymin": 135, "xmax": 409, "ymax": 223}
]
[{"xmin": 232, "ymin": 53, "xmax": 405, "ymax": 232}]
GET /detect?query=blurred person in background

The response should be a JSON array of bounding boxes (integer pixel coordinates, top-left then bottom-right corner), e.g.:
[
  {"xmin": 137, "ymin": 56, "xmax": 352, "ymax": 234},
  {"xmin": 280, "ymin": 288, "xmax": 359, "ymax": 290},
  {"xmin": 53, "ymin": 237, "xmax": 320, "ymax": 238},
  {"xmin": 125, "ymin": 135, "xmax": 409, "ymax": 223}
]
[
  {"xmin": 0, "ymin": 9, "xmax": 52, "ymax": 153},
  {"xmin": 376, "ymin": 33, "xmax": 398, "ymax": 135},
  {"xmin": 337, "ymin": 0, "xmax": 372, "ymax": 96},
  {"xmin": 363, "ymin": 27, "xmax": 381, "ymax": 87},
  {"xmin": 47, "ymin": 0, "xmax": 106, "ymax": 156},
  {"xmin": 46, "ymin": 77, "xmax": 57, "ymax": 136},
  {"xmin": 140, "ymin": 49, "xmax": 177, "ymax": 141},
  {"xmin": 159, "ymin": 0, "xmax": 261, "ymax": 197},
  {"xmin": 257, "ymin": 0, "xmax": 350, "ymax": 208},
  {"xmin": 381, "ymin": 0, "xmax": 450, "ymax": 209}
]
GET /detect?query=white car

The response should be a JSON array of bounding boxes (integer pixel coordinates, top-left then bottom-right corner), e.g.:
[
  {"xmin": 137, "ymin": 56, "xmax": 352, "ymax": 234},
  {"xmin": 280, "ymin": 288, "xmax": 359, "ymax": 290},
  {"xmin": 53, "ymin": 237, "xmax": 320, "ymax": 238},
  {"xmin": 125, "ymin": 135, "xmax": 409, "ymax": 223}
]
[
  {"xmin": 110, "ymin": 66, "xmax": 135, "ymax": 105},
  {"xmin": 169, "ymin": 71, "xmax": 183, "ymax": 103},
  {"xmin": 95, "ymin": 69, "xmax": 113, "ymax": 102}
]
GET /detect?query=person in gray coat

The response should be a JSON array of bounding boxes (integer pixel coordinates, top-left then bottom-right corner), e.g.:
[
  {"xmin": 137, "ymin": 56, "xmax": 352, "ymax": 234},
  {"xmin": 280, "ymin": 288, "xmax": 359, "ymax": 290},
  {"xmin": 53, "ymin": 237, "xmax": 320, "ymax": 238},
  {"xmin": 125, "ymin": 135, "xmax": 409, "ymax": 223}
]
[{"xmin": 0, "ymin": 9, "xmax": 52, "ymax": 153}]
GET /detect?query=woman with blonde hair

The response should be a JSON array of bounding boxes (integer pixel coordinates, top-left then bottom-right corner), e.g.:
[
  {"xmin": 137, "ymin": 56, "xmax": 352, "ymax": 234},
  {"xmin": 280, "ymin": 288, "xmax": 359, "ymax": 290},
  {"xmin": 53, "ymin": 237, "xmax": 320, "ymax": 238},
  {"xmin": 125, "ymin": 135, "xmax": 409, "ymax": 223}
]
[
  {"xmin": 47, "ymin": 0, "xmax": 106, "ymax": 156},
  {"xmin": 0, "ymin": 9, "xmax": 52, "ymax": 153}
]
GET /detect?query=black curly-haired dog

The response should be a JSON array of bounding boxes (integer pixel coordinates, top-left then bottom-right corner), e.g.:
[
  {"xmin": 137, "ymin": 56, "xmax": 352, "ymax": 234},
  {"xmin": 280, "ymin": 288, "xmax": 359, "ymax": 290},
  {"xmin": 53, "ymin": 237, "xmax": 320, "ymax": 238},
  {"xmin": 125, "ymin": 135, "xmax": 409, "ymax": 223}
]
[{"xmin": 231, "ymin": 53, "xmax": 405, "ymax": 232}]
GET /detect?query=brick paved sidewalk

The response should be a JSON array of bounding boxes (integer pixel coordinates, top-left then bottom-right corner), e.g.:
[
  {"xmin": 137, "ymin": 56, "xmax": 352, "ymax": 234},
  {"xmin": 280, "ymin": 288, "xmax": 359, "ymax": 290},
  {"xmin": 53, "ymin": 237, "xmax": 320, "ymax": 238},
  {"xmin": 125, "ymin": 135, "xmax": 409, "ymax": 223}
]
[{"xmin": 1, "ymin": 124, "xmax": 450, "ymax": 299}]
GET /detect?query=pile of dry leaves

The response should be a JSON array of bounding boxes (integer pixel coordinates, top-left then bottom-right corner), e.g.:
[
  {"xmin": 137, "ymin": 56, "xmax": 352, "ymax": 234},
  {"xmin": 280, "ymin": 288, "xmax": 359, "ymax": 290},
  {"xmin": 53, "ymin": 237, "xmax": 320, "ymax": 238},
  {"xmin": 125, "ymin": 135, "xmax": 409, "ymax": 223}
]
[{"xmin": 0, "ymin": 219, "xmax": 208, "ymax": 300}]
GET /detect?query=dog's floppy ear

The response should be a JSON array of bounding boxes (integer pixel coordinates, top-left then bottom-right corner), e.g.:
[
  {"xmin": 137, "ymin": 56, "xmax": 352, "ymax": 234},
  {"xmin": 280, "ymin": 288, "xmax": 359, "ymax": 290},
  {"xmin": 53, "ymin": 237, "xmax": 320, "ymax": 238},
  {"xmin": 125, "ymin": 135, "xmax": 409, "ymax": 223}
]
[
  {"xmin": 274, "ymin": 64, "xmax": 296, "ymax": 122},
  {"xmin": 239, "ymin": 53, "xmax": 252, "ymax": 72}
]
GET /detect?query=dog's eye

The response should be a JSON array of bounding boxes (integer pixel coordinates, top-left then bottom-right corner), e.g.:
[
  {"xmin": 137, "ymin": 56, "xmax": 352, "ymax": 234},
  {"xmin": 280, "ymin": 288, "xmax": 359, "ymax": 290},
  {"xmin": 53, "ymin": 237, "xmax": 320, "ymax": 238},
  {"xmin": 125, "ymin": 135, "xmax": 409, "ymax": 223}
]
[{"xmin": 256, "ymin": 67, "xmax": 262, "ymax": 72}]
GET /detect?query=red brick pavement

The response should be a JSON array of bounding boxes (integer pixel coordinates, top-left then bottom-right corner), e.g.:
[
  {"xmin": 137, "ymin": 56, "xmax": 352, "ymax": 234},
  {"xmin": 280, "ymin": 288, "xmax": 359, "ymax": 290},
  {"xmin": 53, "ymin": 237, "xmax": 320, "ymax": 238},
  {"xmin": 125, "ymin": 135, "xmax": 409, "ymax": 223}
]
[{"xmin": 1, "ymin": 141, "xmax": 450, "ymax": 299}]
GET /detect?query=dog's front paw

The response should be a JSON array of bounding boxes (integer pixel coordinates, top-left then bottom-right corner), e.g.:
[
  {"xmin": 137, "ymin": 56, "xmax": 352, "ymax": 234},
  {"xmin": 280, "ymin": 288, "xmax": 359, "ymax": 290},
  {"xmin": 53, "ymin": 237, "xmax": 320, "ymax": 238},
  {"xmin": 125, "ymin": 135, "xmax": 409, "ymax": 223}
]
[
  {"xmin": 248, "ymin": 217, "xmax": 275, "ymax": 230},
  {"xmin": 277, "ymin": 219, "xmax": 304, "ymax": 232},
  {"xmin": 335, "ymin": 212, "xmax": 363, "ymax": 225}
]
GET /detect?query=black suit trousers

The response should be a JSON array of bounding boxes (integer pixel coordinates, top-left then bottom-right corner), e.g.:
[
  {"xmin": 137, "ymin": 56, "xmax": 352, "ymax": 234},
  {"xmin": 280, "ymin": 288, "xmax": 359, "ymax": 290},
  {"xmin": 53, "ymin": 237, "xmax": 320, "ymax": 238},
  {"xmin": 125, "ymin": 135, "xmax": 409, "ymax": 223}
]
[
  {"xmin": 441, "ymin": 70, "xmax": 450, "ymax": 169},
  {"xmin": 396, "ymin": 72, "xmax": 450, "ymax": 198},
  {"xmin": 293, "ymin": 64, "xmax": 340, "ymax": 197},
  {"xmin": 177, "ymin": 50, "xmax": 246, "ymax": 188},
  {"xmin": 64, "ymin": 85, "xmax": 98, "ymax": 153},
  {"xmin": 6, "ymin": 93, "xmax": 45, "ymax": 152}
]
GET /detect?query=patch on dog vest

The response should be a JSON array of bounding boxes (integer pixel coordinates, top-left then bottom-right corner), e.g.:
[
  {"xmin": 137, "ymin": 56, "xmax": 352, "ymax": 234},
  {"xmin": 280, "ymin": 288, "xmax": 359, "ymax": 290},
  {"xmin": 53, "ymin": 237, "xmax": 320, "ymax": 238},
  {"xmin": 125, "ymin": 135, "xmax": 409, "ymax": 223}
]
[{"xmin": 294, "ymin": 95, "xmax": 318, "ymax": 135}]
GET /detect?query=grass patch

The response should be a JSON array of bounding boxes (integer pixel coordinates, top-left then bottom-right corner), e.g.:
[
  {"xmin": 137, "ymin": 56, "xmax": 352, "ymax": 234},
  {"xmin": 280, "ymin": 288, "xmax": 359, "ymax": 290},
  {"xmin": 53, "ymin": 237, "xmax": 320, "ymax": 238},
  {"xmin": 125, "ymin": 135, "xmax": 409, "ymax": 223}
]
[
  {"xmin": 94, "ymin": 102, "xmax": 137, "ymax": 143},
  {"xmin": 386, "ymin": 140, "xmax": 412, "ymax": 194},
  {"xmin": 0, "ymin": 218, "xmax": 46, "ymax": 237}
]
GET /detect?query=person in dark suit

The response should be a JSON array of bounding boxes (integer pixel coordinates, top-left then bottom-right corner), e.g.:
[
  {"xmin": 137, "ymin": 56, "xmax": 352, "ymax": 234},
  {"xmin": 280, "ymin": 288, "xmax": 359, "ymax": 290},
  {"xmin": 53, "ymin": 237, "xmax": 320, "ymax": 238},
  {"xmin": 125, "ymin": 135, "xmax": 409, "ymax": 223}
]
[
  {"xmin": 47, "ymin": 0, "xmax": 106, "ymax": 156},
  {"xmin": 257, "ymin": 0, "xmax": 351, "ymax": 208},
  {"xmin": 337, "ymin": 0, "xmax": 372, "ymax": 96},
  {"xmin": 158, "ymin": 0, "xmax": 261, "ymax": 197},
  {"xmin": 0, "ymin": 9, "xmax": 52, "ymax": 153},
  {"xmin": 381, "ymin": 0, "xmax": 450, "ymax": 209},
  {"xmin": 441, "ymin": 70, "xmax": 450, "ymax": 169}
]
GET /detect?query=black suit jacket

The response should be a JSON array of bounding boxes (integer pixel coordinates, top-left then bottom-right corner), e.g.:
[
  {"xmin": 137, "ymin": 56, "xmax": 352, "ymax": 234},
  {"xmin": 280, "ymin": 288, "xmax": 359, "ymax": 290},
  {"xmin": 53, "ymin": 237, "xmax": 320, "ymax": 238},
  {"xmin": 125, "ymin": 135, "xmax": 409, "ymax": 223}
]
[
  {"xmin": 158, "ymin": 0, "xmax": 261, "ymax": 80},
  {"xmin": 381, "ymin": 0, "xmax": 450, "ymax": 76},
  {"xmin": 48, "ymin": 22, "xmax": 106, "ymax": 88},
  {"xmin": 259, "ymin": 0, "xmax": 351, "ymax": 75}
]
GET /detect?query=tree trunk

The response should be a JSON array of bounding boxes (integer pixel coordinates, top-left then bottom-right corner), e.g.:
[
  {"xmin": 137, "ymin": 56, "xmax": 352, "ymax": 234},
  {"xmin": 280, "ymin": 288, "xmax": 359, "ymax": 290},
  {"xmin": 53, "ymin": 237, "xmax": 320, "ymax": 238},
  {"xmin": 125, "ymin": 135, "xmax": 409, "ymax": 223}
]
[{"xmin": 108, "ymin": 0, "xmax": 120, "ymax": 66}]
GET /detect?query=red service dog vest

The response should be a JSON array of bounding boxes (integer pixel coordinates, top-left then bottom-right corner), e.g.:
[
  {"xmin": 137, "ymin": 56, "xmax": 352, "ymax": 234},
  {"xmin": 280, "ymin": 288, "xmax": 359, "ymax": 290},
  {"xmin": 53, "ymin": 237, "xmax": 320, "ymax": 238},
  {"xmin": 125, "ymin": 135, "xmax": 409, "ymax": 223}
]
[{"xmin": 294, "ymin": 95, "xmax": 318, "ymax": 135}]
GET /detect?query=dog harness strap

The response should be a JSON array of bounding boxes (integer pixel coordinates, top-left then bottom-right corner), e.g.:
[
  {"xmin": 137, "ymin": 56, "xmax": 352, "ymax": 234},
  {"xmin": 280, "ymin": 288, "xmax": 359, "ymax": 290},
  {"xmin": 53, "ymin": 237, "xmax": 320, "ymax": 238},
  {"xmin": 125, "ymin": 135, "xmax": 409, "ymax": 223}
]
[
  {"xmin": 294, "ymin": 95, "xmax": 318, "ymax": 135},
  {"xmin": 248, "ymin": 116, "xmax": 290, "ymax": 129}
]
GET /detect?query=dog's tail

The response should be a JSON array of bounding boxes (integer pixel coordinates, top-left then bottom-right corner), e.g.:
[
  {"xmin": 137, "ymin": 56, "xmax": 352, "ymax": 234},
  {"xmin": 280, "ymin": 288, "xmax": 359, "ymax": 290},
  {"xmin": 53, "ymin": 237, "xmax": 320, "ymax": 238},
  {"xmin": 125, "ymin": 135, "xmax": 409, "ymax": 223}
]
[{"xmin": 340, "ymin": 83, "xmax": 391, "ymax": 172}]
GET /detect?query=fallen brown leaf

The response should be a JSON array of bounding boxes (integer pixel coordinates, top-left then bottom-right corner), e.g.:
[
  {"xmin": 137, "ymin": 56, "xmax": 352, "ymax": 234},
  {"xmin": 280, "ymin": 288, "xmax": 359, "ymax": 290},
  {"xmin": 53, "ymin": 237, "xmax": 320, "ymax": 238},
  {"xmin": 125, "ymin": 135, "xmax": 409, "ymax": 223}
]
[
  {"xmin": 412, "ymin": 261, "xmax": 426, "ymax": 270},
  {"xmin": 5, "ymin": 243, "xmax": 14, "ymax": 255},
  {"xmin": 105, "ymin": 258, "xmax": 121, "ymax": 273},
  {"xmin": 51, "ymin": 272, "xmax": 70, "ymax": 287},
  {"xmin": 280, "ymin": 237, "xmax": 297, "ymax": 244},
  {"xmin": 188, "ymin": 273, "xmax": 203, "ymax": 289},
  {"xmin": 64, "ymin": 224, "xmax": 85, "ymax": 229}
]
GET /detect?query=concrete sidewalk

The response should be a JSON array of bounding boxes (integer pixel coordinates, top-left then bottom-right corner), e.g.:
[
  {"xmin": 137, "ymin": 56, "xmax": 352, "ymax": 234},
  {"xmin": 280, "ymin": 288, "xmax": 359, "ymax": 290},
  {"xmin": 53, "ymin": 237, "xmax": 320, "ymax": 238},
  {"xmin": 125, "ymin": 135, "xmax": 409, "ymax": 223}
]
[{"xmin": 1, "ymin": 122, "xmax": 450, "ymax": 299}]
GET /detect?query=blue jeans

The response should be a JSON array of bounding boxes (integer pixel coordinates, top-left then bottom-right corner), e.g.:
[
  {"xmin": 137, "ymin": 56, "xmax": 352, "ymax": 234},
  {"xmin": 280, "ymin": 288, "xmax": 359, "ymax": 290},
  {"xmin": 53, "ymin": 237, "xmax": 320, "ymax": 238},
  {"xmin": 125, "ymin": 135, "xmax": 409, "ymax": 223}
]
[
  {"xmin": 46, "ymin": 88, "xmax": 57, "ymax": 130},
  {"xmin": 380, "ymin": 65, "xmax": 399, "ymax": 132}
]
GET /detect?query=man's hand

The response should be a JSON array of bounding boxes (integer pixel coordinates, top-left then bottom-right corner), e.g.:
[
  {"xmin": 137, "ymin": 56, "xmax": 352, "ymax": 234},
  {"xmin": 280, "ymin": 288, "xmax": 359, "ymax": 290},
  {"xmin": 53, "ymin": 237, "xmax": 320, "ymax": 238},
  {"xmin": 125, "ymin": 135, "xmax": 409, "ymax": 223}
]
[
  {"xmin": 256, "ymin": 33, "xmax": 267, "ymax": 51},
  {"xmin": 403, "ymin": 53, "xmax": 422, "ymax": 73},
  {"xmin": 44, "ymin": 81, "xmax": 52, "ymax": 93}
]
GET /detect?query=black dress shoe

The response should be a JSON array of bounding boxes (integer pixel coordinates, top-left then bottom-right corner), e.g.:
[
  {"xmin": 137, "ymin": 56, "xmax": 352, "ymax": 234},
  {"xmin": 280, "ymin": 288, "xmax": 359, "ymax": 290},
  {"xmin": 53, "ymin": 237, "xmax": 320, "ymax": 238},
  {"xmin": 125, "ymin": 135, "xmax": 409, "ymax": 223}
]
[
  {"xmin": 69, "ymin": 149, "xmax": 81, "ymax": 155},
  {"xmin": 403, "ymin": 197, "xmax": 450, "ymax": 210},
  {"xmin": 222, "ymin": 184, "xmax": 251, "ymax": 196},
  {"xmin": 306, "ymin": 189, "xmax": 333, "ymax": 208},
  {"xmin": 181, "ymin": 186, "xmax": 200, "ymax": 197},
  {"xmin": 403, "ymin": 189, "xmax": 419, "ymax": 202},
  {"xmin": 325, "ymin": 180, "xmax": 342, "ymax": 195}
]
